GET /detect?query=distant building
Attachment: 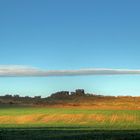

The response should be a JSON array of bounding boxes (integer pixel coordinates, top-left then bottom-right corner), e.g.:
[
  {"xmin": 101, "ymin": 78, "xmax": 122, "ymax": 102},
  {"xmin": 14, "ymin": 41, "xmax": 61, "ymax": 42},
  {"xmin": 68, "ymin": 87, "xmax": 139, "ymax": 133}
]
[{"xmin": 71, "ymin": 89, "xmax": 85, "ymax": 96}]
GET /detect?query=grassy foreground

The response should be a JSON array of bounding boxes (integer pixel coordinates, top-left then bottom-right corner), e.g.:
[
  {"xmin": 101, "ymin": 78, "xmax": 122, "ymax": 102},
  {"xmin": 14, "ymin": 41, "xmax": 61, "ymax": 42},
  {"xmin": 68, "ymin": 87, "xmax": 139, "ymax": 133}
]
[
  {"xmin": 0, "ymin": 107, "xmax": 139, "ymax": 139},
  {"xmin": 0, "ymin": 128, "xmax": 140, "ymax": 140},
  {"xmin": 0, "ymin": 107, "xmax": 139, "ymax": 129}
]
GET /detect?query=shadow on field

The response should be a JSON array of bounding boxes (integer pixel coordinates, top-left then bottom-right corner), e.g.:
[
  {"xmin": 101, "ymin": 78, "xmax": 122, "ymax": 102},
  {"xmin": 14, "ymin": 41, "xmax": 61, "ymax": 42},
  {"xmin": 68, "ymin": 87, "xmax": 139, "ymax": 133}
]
[{"xmin": 0, "ymin": 127, "xmax": 140, "ymax": 140}]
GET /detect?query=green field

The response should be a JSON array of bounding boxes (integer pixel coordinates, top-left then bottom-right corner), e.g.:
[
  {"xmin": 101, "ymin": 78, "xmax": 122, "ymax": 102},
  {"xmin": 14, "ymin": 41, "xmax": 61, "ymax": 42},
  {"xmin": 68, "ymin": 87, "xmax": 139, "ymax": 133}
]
[
  {"xmin": 0, "ymin": 128, "xmax": 140, "ymax": 140},
  {"xmin": 0, "ymin": 107, "xmax": 139, "ymax": 129},
  {"xmin": 0, "ymin": 107, "xmax": 139, "ymax": 139}
]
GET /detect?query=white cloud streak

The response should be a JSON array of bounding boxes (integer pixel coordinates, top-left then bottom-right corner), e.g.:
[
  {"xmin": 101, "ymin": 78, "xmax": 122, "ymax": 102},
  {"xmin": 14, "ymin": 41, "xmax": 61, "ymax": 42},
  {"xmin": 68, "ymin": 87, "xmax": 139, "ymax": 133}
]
[{"xmin": 0, "ymin": 65, "xmax": 140, "ymax": 77}]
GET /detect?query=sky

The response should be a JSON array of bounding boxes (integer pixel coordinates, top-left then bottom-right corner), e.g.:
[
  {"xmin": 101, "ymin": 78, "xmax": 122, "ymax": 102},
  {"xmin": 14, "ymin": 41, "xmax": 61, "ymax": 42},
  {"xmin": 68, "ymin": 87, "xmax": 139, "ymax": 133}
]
[{"xmin": 0, "ymin": 0, "xmax": 140, "ymax": 97}]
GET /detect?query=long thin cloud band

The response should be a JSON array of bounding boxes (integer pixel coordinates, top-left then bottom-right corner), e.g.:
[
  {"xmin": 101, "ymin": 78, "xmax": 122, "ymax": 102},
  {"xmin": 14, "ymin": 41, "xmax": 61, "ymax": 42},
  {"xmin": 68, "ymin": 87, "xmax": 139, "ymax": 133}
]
[{"xmin": 1, "ymin": 65, "xmax": 140, "ymax": 77}]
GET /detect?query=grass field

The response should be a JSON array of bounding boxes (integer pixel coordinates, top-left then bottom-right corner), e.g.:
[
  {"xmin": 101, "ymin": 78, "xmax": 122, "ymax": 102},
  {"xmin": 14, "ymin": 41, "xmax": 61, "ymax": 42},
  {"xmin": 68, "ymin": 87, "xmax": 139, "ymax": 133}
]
[
  {"xmin": 0, "ymin": 107, "xmax": 139, "ymax": 129},
  {"xmin": 0, "ymin": 107, "xmax": 139, "ymax": 139},
  {"xmin": 0, "ymin": 128, "xmax": 140, "ymax": 140}
]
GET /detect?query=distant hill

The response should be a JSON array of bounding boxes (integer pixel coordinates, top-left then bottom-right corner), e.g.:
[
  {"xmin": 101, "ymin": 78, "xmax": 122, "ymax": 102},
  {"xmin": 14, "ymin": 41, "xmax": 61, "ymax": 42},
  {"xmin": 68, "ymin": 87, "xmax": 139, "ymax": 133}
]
[{"xmin": 0, "ymin": 89, "xmax": 139, "ymax": 110}]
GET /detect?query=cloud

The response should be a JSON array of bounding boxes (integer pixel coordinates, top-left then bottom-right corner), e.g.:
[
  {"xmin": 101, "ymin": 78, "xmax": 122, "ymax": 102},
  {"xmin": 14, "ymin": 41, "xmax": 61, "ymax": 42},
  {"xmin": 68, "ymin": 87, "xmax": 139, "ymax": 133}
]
[{"xmin": 0, "ymin": 65, "xmax": 140, "ymax": 77}]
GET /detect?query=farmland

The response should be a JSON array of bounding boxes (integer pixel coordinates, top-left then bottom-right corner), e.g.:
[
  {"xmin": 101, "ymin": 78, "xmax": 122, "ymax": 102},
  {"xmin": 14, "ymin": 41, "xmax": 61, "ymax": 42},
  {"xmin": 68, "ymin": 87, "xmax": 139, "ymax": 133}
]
[
  {"xmin": 0, "ymin": 107, "xmax": 139, "ymax": 139},
  {"xmin": 0, "ymin": 90, "xmax": 139, "ymax": 139},
  {"xmin": 0, "ymin": 107, "xmax": 139, "ymax": 129}
]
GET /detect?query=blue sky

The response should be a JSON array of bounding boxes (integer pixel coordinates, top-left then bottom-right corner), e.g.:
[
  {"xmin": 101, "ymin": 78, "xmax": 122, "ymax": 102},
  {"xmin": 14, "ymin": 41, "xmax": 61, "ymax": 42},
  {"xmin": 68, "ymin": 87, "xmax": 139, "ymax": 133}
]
[{"xmin": 0, "ymin": 0, "xmax": 140, "ymax": 96}]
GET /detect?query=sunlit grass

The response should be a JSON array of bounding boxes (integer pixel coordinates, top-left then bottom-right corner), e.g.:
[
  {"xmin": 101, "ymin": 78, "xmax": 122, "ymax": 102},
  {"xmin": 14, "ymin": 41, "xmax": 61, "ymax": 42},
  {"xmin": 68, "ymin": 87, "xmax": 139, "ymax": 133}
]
[{"xmin": 0, "ymin": 107, "xmax": 139, "ymax": 130}]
